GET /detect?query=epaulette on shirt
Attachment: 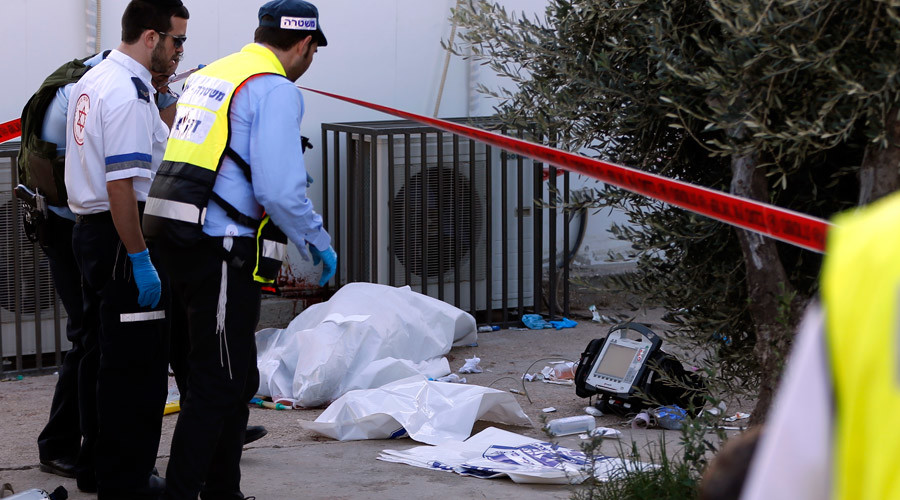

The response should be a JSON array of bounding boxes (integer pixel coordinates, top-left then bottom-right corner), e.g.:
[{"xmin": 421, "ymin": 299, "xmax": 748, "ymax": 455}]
[{"xmin": 132, "ymin": 77, "xmax": 150, "ymax": 103}]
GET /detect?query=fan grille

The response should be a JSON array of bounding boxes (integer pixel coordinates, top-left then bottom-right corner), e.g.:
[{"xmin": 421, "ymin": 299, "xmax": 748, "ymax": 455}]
[
  {"xmin": 0, "ymin": 194, "xmax": 57, "ymax": 320},
  {"xmin": 391, "ymin": 166, "xmax": 484, "ymax": 280}
]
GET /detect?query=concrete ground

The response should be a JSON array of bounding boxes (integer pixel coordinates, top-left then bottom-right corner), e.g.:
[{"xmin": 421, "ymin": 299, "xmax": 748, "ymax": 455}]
[{"xmin": 0, "ymin": 299, "xmax": 740, "ymax": 499}]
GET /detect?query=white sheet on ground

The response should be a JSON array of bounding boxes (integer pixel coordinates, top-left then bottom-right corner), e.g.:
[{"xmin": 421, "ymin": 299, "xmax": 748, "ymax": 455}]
[
  {"xmin": 379, "ymin": 427, "xmax": 657, "ymax": 485},
  {"xmin": 299, "ymin": 376, "xmax": 532, "ymax": 444},
  {"xmin": 256, "ymin": 283, "xmax": 477, "ymax": 407}
]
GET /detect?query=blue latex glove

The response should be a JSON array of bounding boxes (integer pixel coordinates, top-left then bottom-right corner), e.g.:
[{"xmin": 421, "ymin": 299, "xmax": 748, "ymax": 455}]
[
  {"xmin": 128, "ymin": 249, "xmax": 161, "ymax": 308},
  {"xmin": 521, "ymin": 314, "xmax": 553, "ymax": 330},
  {"xmin": 308, "ymin": 244, "xmax": 337, "ymax": 287},
  {"xmin": 306, "ymin": 173, "xmax": 314, "ymax": 187},
  {"xmin": 549, "ymin": 317, "xmax": 578, "ymax": 330}
]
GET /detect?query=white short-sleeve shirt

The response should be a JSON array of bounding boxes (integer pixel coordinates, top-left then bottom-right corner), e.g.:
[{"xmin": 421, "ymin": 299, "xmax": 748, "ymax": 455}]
[{"xmin": 64, "ymin": 50, "xmax": 169, "ymax": 214}]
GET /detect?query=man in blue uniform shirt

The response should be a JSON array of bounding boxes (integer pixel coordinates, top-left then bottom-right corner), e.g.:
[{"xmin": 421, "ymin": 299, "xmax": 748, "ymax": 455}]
[
  {"xmin": 23, "ymin": 50, "xmax": 107, "ymax": 483},
  {"xmin": 145, "ymin": 1, "xmax": 335, "ymax": 498},
  {"xmin": 64, "ymin": 0, "xmax": 189, "ymax": 497},
  {"xmin": 29, "ymin": 49, "xmax": 181, "ymax": 484}
]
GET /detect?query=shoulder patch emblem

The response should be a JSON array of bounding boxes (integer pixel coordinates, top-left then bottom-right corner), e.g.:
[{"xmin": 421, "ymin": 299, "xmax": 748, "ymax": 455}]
[
  {"xmin": 132, "ymin": 77, "xmax": 150, "ymax": 103},
  {"xmin": 73, "ymin": 94, "xmax": 90, "ymax": 146}
]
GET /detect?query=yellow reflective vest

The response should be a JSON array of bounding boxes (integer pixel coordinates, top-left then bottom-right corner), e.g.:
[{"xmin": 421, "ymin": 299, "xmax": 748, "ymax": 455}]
[
  {"xmin": 821, "ymin": 191, "xmax": 900, "ymax": 500},
  {"xmin": 143, "ymin": 44, "xmax": 288, "ymax": 283}
]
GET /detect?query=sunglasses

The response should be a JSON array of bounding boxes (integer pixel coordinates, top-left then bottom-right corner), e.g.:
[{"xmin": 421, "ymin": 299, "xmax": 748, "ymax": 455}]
[{"xmin": 156, "ymin": 30, "xmax": 187, "ymax": 49}]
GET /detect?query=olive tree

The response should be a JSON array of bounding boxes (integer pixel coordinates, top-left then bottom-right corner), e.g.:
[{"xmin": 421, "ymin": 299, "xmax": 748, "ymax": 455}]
[{"xmin": 451, "ymin": 0, "xmax": 900, "ymax": 421}]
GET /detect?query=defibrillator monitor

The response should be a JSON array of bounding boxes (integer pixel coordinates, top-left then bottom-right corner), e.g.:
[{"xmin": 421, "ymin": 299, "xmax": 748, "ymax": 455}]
[{"xmin": 584, "ymin": 323, "xmax": 662, "ymax": 396}]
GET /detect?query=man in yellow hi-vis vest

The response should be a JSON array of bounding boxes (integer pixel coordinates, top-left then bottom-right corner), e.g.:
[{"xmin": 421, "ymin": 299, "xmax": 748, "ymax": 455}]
[
  {"xmin": 143, "ymin": 1, "xmax": 335, "ymax": 498},
  {"xmin": 741, "ymin": 191, "xmax": 900, "ymax": 499}
]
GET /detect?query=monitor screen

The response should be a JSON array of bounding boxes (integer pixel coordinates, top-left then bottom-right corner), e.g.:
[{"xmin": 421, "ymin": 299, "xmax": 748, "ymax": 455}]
[{"xmin": 593, "ymin": 343, "xmax": 638, "ymax": 379}]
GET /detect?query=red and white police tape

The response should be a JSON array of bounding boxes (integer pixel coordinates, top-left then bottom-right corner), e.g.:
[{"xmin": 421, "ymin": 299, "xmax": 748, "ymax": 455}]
[
  {"xmin": 300, "ymin": 86, "xmax": 832, "ymax": 253},
  {"xmin": 0, "ymin": 118, "xmax": 21, "ymax": 144},
  {"xmin": 1, "ymin": 86, "xmax": 832, "ymax": 253}
]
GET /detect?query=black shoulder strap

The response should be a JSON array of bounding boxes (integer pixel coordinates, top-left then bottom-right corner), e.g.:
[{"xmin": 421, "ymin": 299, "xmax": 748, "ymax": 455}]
[
  {"xmin": 212, "ymin": 147, "xmax": 259, "ymax": 228},
  {"xmin": 224, "ymin": 146, "xmax": 253, "ymax": 183},
  {"xmin": 209, "ymin": 191, "xmax": 260, "ymax": 229},
  {"xmin": 225, "ymin": 138, "xmax": 310, "ymax": 182}
]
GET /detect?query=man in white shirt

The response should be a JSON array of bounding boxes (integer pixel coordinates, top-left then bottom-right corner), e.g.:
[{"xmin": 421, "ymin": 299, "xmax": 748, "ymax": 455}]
[{"xmin": 64, "ymin": 1, "xmax": 189, "ymax": 497}]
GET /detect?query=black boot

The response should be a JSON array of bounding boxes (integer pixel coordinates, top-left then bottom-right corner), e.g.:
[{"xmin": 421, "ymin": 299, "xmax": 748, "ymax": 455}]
[{"xmin": 243, "ymin": 425, "xmax": 267, "ymax": 445}]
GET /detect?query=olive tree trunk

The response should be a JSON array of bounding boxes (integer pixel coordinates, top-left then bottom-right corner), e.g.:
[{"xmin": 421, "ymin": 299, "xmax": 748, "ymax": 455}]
[
  {"xmin": 859, "ymin": 106, "xmax": 900, "ymax": 205},
  {"xmin": 730, "ymin": 148, "xmax": 797, "ymax": 425}
]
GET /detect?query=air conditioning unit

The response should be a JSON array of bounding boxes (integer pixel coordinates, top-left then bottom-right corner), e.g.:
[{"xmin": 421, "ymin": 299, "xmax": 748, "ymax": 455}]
[
  {"xmin": 347, "ymin": 133, "xmax": 535, "ymax": 311},
  {"xmin": 0, "ymin": 158, "xmax": 69, "ymax": 359}
]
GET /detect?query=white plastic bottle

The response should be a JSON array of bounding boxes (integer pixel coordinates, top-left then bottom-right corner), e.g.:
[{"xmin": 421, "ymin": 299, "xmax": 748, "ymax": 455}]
[{"xmin": 545, "ymin": 415, "xmax": 596, "ymax": 436}]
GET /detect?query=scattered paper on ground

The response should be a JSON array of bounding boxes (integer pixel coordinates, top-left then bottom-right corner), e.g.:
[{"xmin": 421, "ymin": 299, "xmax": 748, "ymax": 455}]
[
  {"xmin": 300, "ymin": 376, "xmax": 532, "ymax": 445},
  {"xmin": 379, "ymin": 427, "xmax": 656, "ymax": 484},
  {"xmin": 587, "ymin": 427, "xmax": 622, "ymax": 439},
  {"xmin": 724, "ymin": 412, "xmax": 751, "ymax": 422}
]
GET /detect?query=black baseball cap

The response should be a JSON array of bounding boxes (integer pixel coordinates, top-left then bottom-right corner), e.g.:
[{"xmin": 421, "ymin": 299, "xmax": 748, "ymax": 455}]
[{"xmin": 258, "ymin": 0, "xmax": 327, "ymax": 47}]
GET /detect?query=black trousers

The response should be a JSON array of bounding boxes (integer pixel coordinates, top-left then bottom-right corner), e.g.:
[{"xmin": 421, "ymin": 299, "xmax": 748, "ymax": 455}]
[
  {"xmin": 37, "ymin": 212, "xmax": 86, "ymax": 463},
  {"xmin": 72, "ymin": 217, "xmax": 169, "ymax": 499},
  {"xmin": 159, "ymin": 237, "xmax": 260, "ymax": 500}
]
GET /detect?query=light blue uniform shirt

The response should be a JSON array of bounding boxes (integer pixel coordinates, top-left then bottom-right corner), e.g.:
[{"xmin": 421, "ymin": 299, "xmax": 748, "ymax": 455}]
[
  {"xmin": 202, "ymin": 68, "xmax": 329, "ymax": 252},
  {"xmin": 156, "ymin": 90, "xmax": 178, "ymax": 110},
  {"xmin": 40, "ymin": 51, "xmax": 106, "ymax": 219}
]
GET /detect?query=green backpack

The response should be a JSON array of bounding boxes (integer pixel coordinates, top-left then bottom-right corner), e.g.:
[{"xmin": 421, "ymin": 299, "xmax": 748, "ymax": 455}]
[{"xmin": 17, "ymin": 54, "xmax": 101, "ymax": 206}]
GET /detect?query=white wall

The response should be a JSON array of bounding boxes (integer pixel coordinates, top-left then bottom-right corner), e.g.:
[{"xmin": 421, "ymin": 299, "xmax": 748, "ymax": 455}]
[
  {"xmin": 0, "ymin": 0, "xmax": 630, "ymax": 279},
  {"xmin": 0, "ymin": 1, "xmax": 88, "ymax": 120}
]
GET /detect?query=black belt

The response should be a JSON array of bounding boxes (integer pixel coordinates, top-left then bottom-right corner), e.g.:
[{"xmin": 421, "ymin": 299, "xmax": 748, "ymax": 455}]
[
  {"xmin": 75, "ymin": 211, "xmax": 113, "ymax": 224},
  {"xmin": 206, "ymin": 235, "xmax": 256, "ymax": 272},
  {"xmin": 75, "ymin": 202, "xmax": 146, "ymax": 225}
]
